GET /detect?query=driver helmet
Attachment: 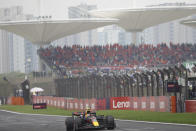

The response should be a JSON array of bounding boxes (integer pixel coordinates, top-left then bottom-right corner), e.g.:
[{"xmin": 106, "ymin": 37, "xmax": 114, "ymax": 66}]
[
  {"xmin": 85, "ymin": 107, "xmax": 91, "ymax": 114},
  {"xmin": 85, "ymin": 107, "xmax": 91, "ymax": 117}
]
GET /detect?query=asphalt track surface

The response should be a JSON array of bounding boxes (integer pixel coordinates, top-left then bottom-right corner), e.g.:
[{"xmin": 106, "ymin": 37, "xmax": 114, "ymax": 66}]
[{"xmin": 0, "ymin": 110, "xmax": 195, "ymax": 131}]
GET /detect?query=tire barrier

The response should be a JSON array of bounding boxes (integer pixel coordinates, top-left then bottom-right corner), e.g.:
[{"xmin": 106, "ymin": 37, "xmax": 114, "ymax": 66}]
[{"xmin": 33, "ymin": 96, "xmax": 172, "ymax": 112}]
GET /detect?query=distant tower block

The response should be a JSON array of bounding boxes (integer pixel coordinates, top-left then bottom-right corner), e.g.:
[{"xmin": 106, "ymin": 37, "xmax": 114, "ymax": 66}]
[
  {"xmin": 90, "ymin": 6, "xmax": 196, "ymax": 45},
  {"xmin": 38, "ymin": 57, "xmax": 47, "ymax": 72}
]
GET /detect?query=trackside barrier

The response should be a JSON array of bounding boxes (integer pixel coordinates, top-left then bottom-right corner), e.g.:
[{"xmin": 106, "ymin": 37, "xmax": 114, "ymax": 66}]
[
  {"xmin": 7, "ymin": 97, "xmax": 24, "ymax": 105},
  {"xmin": 79, "ymin": 99, "xmax": 84, "ymax": 110},
  {"xmin": 70, "ymin": 99, "xmax": 74, "ymax": 110},
  {"xmin": 90, "ymin": 99, "xmax": 97, "ymax": 110},
  {"xmin": 171, "ymin": 96, "xmax": 176, "ymax": 113},
  {"xmin": 56, "ymin": 97, "xmax": 60, "ymax": 108},
  {"xmin": 32, "ymin": 96, "xmax": 171, "ymax": 112},
  {"xmin": 146, "ymin": 97, "xmax": 150, "ymax": 111},
  {"xmin": 97, "ymin": 99, "xmax": 106, "ymax": 110},
  {"xmin": 185, "ymin": 100, "xmax": 196, "ymax": 112},
  {"xmin": 50, "ymin": 97, "xmax": 54, "ymax": 106},
  {"xmin": 54, "ymin": 97, "xmax": 57, "ymax": 107},
  {"xmin": 46, "ymin": 96, "xmax": 52, "ymax": 106},
  {"xmin": 149, "ymin": 96, "xmax": 156, "ymax": 111},
  {"xmin": 66, "ymin": 98, "xmax": 74, "ymax": 110},
  {"xmin": 141, "ymin": 97, "xmax": 147, "ymax": 111},
  {"xmin": 155, "ymin": 96, "xmax": 160, "ymax": 111},
  {"xmin": 159, "ymin": 96, "xmax": 170, "ymax": 112},
  {"xmin": 84, "ymin": 99, "xmax": 89, "ymax": 110},
  {"xmin": 74, "ymin": 99, "xmax": 79, "ymax": 110},
  {"xmin": 59, "ymin": 97, "xmax": 65, "ymax": 109},
  {"xmin": 133, "ymin": 97, "xmax": 140, "ymax": 110},
  {"xmin": 110, "ymin": 97, "xmax": 130, "ymax": 110}
]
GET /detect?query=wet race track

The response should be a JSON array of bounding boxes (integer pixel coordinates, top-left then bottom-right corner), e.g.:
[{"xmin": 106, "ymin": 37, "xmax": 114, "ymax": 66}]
[{"xmin": 0, "ymin": 110, "xmax": 195, "ymax": 131}]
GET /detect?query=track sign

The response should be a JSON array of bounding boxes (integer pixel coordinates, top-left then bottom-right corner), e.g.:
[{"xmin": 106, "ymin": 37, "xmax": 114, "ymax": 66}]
[
  {"xmin": 166, "ymin": 81, "xmax": 180, "ymax": 92},
  {"xmin": 33, "ymin": 103, "xmax": 47, "ymax": 109}
]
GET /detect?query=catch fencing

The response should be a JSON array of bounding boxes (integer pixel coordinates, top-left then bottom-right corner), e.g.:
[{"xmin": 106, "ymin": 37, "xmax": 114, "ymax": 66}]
[{"xmin": 55, "ymin": 65, "xmax": 189, "ymax": 100}]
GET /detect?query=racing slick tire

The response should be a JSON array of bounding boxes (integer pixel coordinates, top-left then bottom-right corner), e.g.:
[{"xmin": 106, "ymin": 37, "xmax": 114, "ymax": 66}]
[
  {"xmin": 65, "ymin": 117, "xmax": 74, "ymax": 131},
  {"xmin": 106, "ymin": 116, "xmax": 115, "ymax": 130},
  {"xmin": 75, "ymin": 117, "xmax": 82, "ymax": 131}
]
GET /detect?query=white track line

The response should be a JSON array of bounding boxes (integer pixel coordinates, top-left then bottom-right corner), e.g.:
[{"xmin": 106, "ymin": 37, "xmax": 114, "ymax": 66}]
[
  {"xmin": 115, "ymin": 119, "xmax": 196, "ymax": 127},
  {"xmin": 1, "ymin": 109, "xmax": 196, "ymax": 127},
  {"xmin": 0, "ymin": 110, "xmax": 68, "ymax": 118}
]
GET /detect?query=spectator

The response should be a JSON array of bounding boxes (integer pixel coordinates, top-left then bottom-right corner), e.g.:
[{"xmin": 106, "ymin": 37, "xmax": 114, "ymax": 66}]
[{"xmin": 38, "ymin": 43, "xmax": 196, "ymax": 76}]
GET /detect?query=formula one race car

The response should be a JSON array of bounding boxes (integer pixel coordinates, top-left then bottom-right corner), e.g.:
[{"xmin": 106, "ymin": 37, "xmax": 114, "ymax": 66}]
[{"xmin": 65, "ymin": 108, "xmax": 116, "ymax": 131}]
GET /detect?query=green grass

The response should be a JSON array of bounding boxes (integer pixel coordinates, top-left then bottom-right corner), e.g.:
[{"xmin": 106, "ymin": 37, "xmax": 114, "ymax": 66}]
[
  {"xmin": 96, "ymin": 110, "xmax": 196, "ymax": 124},
  {"xmin": 1, "ymin": 105, "xmax": 196, "ymax": 124},
  {"xmin": 0, "ymin": 105, "xmax": 73, "ymax": 116}
]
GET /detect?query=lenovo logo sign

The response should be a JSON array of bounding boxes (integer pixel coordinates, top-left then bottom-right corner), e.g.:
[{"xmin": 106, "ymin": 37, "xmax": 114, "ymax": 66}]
[
  {"xmin": 113, "ymin": 100, "xmax": 130, "ymax": 109},
  {"xmin": 111, "ymin": 97, "xmax": 130, "ymax": 110}
]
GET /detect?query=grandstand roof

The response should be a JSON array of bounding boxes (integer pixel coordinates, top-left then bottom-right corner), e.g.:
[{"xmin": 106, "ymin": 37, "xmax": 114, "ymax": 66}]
[
  {"xmin": 180, "ymin": 19, "xmax": 196, "ymax": 28},
  {"xmin": 90, "ymin": 6, "xmax": 196, "ymax": 32},
  {"xmin": 0, "ymin": 19, "xmax": 117, "ymax": 45}
]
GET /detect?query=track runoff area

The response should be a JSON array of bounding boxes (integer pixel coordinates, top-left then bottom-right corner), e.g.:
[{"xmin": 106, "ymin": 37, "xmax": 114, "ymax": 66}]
[{"xmin": 0, "ymin": 110, "xmax": 195, "ymax": 131}]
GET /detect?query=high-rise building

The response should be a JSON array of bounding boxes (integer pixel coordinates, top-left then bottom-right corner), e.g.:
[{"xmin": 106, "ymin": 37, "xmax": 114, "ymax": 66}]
[
  {"xmin": 24, "ymin": 40, "xmax": 39, "ymax": 73},
  {"xmin": 67, "ymin": 3, "xmax": 98, "ymax": 46},
  {"xmin": 98, "ymin": 25, "xmax": 132, "ymax": 45},
  {"xmin": 143, "ymin": 2, "xmax": 196, "ymax": 45},
  {"xmin": 68, "ymin": 3, "xmax": 96, "ymax": 19},
  {"xmin": 51, "ymin": 3, "xmax": 132, "ymax": 47},
  {"xmin": 0, "ymin": 30, "xmax": 13, "ymax": 73},
  {"xmin": 13, "ymin": 34, "xmax": 25, "ymax": 72},
  {"xmin": 0, "ymin": 6, "xmax": 39, "ymax": 74},
  {"xmin": 0, "ymin": 6, "xmax": 18, "ymax": 73}
]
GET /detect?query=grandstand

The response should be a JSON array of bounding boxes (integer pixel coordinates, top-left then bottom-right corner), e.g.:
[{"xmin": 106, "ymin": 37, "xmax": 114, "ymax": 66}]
[
  {"xmin": 38, "ymin": 43, "xmax": 196, "ymax": 77},
  {"xmin": 1, "ymin": 6, "xmax": 196, "ymax": 112},
  {"xmin": 40, "ymin": 42, "xmax": 196, "ymax": 97}
]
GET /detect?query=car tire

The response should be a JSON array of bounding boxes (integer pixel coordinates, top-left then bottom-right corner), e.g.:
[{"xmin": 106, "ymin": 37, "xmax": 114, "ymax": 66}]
[
  {"xmin": 106, "ymin": 116, "xmax": 115, "ymax": 130},
  {"xmin": 74, "ymin": 118, "xmax": 82, "ymax": 131},
  {"xmin": 65, "ymin": 117, "xmax": 74, "ymax": 131}
]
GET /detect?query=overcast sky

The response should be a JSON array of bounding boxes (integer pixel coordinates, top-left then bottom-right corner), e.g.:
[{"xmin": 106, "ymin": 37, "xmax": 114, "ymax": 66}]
[{"xmin": 0, "ymin": 0, "xmax": 196, "ymax": 19}]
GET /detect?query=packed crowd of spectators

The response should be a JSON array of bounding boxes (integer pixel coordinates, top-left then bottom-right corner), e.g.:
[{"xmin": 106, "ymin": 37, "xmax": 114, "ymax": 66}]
[{"xmin": 38, "ymin": 43, "xmax": 196, "ymax": 70}]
